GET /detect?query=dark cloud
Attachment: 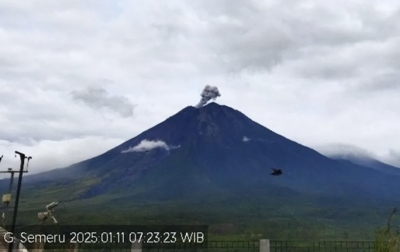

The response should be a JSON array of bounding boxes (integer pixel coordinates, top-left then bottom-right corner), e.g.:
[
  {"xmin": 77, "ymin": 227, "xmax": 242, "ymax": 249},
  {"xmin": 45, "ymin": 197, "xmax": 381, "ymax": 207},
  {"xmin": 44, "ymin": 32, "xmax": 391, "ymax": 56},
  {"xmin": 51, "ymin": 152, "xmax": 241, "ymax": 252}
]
[
  {"xmin": 193, "ymin": 0, "xmax": 400, "ymax": 78},
  {"xmin": 71, "ymin": 86, "xmax": 136, "ymax": 118},
  {"xmin": 361, "ymin": 72, "xmax": 400, "ymax": 92}
]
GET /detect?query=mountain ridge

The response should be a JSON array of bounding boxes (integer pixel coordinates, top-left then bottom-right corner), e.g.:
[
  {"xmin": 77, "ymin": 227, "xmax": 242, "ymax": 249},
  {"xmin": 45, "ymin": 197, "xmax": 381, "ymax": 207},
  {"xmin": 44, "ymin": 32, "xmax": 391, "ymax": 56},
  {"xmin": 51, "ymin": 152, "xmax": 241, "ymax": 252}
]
[
  {"xmin": 5, "ymin": 101, "xmax": 398, "ymax": 239},
  {"xmin": 10, "ymin": 102, "xmax": 398, "ymax": 206}
]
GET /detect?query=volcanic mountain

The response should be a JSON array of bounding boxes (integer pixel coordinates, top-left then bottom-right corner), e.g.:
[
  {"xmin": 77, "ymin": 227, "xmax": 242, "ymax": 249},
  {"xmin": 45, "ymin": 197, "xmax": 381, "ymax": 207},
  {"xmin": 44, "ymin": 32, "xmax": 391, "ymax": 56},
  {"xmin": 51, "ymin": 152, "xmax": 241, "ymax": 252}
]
[{"xmin": 19, "ymin": 102, "xmax": 400, "ymax": 206}]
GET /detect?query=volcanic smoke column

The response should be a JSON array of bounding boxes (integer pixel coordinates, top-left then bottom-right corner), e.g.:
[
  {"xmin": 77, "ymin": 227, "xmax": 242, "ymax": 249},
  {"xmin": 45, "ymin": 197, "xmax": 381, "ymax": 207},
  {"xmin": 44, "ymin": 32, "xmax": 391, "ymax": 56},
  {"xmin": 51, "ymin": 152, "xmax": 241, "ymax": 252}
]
[{"xmin": 195, "ymin": 85, "xmax": 221, "ymax": 108}]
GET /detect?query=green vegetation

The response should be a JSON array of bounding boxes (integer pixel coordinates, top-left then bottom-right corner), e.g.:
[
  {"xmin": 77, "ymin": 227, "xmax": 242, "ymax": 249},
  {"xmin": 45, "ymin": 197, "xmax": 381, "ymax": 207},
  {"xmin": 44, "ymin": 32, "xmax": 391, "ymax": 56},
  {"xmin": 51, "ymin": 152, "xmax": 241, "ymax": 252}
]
[
  {"xmin": 375, "ymin": 208, "xmax": 400, "ymax": 252},
  {"xmin": 5, "ymin": 190, "xmax": 393, "ymax": 241}
]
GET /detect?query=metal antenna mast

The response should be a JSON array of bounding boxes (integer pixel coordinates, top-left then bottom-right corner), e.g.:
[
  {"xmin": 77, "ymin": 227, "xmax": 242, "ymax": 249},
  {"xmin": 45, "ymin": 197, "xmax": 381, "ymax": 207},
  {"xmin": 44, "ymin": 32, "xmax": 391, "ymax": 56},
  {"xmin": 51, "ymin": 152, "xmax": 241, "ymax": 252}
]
[{"xmin": 7, "ymin": 151, "xmax": 31, "ymax": 252}]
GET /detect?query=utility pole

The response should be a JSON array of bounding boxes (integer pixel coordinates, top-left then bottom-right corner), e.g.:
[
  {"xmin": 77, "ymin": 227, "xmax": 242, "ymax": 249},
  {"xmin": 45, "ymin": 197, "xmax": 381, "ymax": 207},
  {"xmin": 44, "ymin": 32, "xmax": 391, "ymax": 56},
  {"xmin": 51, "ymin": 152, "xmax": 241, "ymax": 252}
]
[
  {"xmin": 7, "ymin": 151, "xmax": 31, "ymax": 252},
  {"xmin": 0, "ymin": 168, "xmax": 28, "ymax": 226}
]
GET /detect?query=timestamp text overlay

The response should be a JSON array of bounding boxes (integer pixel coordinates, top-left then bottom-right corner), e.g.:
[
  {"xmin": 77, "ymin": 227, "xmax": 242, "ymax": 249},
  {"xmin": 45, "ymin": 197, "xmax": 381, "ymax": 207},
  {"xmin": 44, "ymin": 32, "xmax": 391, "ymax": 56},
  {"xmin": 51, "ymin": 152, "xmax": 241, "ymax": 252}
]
[{"xmin": 1, "ymin": 225, "xmax": 208, "ymax": 249}]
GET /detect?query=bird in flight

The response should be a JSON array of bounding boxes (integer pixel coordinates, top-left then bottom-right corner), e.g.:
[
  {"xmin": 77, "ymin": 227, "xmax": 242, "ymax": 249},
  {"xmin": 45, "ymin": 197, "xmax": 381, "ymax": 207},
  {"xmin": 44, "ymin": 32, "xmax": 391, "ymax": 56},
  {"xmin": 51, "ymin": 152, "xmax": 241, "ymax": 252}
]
[
  {"xmin": 0, "ymin": 155, "xmax": 3, "ymax": 163},
  {"xmin": 270, "ymin": 168, "xmax": 282, "ymax": 176}
]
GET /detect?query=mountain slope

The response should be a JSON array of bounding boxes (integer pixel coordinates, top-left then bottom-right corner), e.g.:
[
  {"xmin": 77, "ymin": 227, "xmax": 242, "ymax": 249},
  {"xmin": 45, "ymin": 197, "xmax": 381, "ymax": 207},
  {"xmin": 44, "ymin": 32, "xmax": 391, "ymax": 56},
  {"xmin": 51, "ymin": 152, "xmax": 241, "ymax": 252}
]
[
  {"xmin": 15, "ymin": 102, "xmax": 400, "ymax": 206},
  {"xmin": 7, "ymin": 102, "xmax": 400, "ymax": 239}
]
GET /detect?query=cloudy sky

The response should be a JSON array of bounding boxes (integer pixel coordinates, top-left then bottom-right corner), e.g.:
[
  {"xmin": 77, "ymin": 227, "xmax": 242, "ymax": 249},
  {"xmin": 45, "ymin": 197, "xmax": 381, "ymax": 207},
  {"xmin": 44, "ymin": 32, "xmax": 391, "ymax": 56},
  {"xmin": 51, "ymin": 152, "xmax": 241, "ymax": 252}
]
[{"xmin": 0, "ymin": 0, "xmax": 399, "ymax": 174}]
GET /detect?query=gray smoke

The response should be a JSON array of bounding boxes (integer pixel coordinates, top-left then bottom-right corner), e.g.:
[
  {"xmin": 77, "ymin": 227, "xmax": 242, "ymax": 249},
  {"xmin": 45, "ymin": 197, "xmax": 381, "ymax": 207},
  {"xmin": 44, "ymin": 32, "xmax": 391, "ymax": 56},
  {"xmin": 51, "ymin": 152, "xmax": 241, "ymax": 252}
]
[{"xmin": 195, "ymin": 85, "xmax": 221, "ymax": 108}]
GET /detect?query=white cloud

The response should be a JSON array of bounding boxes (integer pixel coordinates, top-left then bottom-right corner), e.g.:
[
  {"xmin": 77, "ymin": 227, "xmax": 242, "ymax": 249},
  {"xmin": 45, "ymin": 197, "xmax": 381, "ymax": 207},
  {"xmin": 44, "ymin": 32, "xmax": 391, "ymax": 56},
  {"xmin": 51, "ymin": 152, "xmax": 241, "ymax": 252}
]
[
  {"xmin": 0, "ymin": 136, "xmax": 124, "ymax": 178},
  {"xmin": 315, "ymin": 143, "xmax": 400, "ymax": 167},
  {"xmin": 386, "ymin": 150, "xmax": 400, "ymax": 167},
  {"xmin": 121, "ymin": 139, "xmax": 178, "ymax": 153},
  {"xmin": 0, "ymin": 0, "xmax": 399, "ymax": 171},
  {"xmin": 243, "ymin": 136, "xmax": 251, "ymax": 142},
  {"xmin": 316, "ymin": 143, "xmax": 377, "ymax": 159}
]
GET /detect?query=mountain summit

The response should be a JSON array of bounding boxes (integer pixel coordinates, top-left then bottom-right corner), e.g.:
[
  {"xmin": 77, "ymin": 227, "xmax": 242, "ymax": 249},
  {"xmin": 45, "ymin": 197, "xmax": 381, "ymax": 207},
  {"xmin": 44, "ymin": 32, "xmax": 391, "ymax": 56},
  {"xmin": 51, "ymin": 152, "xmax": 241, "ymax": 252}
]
[{"xmin": 23, "ymin": 102, "xmax": 400, "ymax": 204}]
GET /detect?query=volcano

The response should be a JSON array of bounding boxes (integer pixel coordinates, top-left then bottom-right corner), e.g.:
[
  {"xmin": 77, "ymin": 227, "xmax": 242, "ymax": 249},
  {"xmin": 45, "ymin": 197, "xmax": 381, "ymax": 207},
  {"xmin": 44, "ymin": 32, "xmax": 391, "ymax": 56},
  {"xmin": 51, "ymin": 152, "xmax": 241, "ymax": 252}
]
[
  {"xmin": 11, "ymin": 102, "xmax": 400, "ymax": 236},
  {"xmin": 21, "ymin": 102, "xmax": 400, "ymax": 202}
]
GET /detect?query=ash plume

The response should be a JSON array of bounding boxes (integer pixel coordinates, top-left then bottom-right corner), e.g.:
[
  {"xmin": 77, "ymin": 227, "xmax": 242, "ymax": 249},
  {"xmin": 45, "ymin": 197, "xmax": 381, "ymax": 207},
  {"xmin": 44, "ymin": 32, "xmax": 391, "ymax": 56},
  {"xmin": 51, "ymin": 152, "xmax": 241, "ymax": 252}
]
[{"xmin": 195, "ymin": 85, "xmax": 221, "ymax": 108}]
